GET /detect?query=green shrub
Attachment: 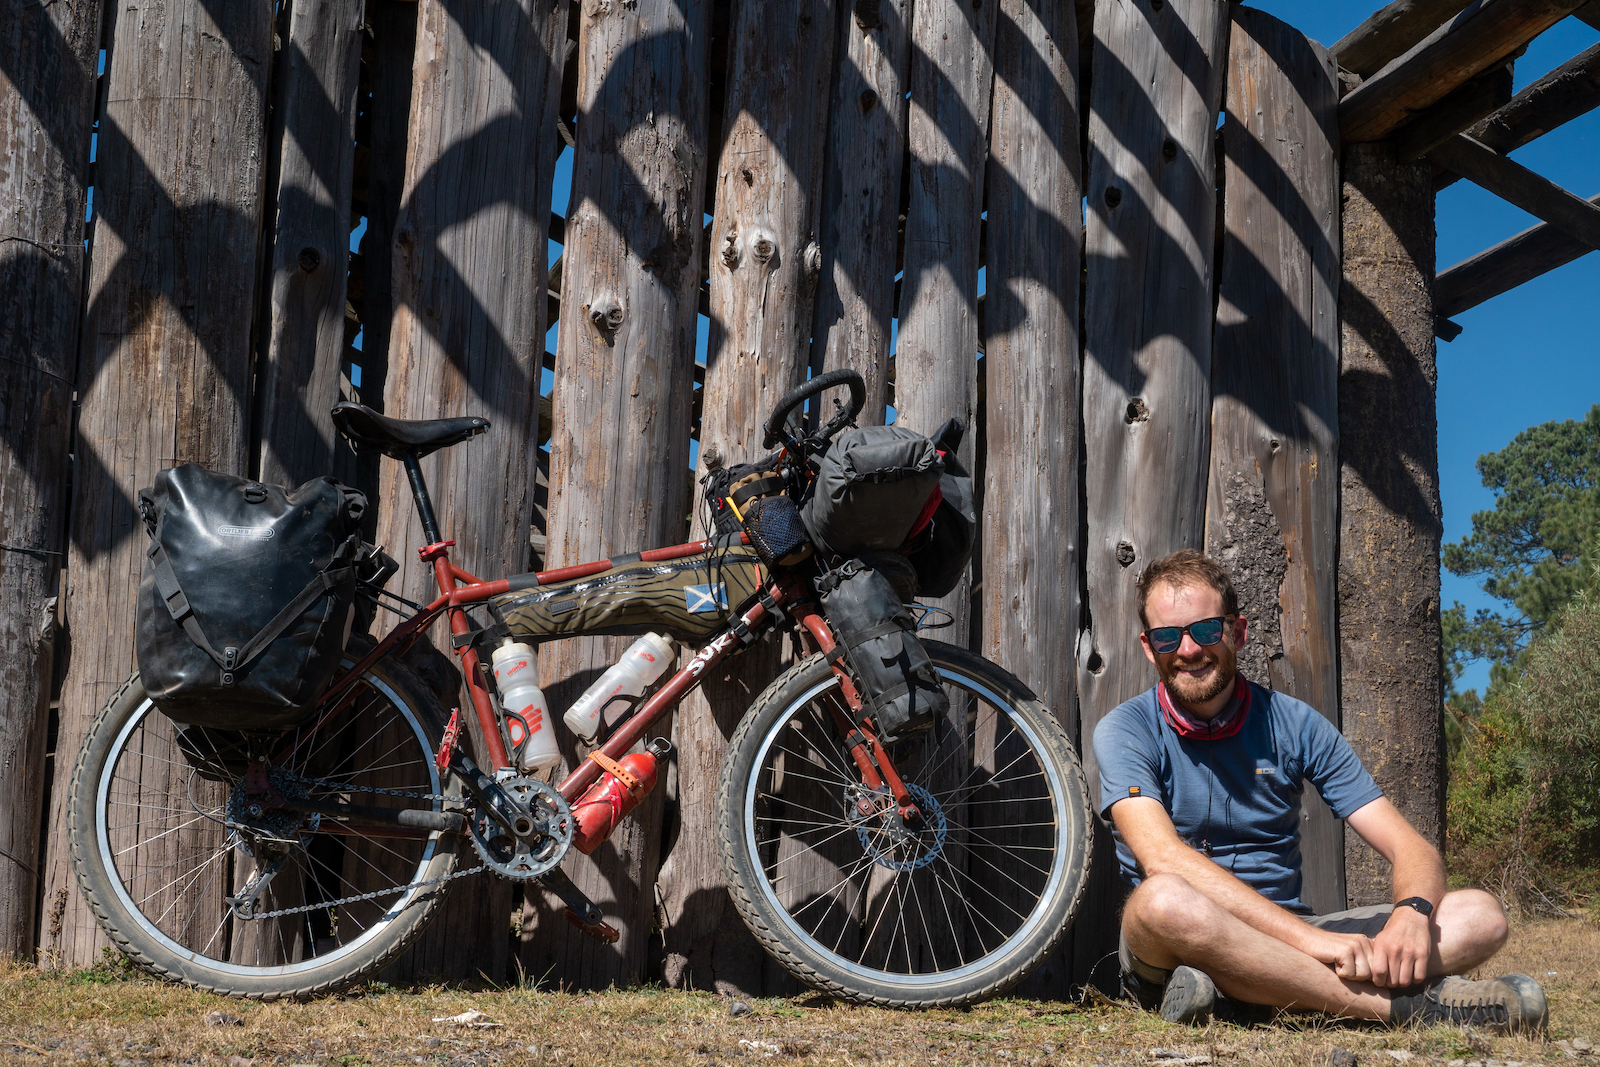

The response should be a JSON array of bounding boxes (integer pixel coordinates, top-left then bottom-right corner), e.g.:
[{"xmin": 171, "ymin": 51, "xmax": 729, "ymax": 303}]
[{"xmin": 1447, "ymin": 589, "xmax": 1600, "ymax": 914}]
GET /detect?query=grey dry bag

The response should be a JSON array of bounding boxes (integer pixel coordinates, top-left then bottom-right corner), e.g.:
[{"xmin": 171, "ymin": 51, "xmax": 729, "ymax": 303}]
[{"xmin": 816, "ymin": 559, "xmax": 948, "ymax": 738}]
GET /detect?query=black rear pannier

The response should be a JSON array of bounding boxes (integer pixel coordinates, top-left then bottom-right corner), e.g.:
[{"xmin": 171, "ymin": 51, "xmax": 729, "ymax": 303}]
[
  {"xmin": 816, "ymin": 559, "xmax": 948, "ymax": 738},
  {"xmin": 135, "ymin": 465, "xmax": 367, "ymax": 728}
]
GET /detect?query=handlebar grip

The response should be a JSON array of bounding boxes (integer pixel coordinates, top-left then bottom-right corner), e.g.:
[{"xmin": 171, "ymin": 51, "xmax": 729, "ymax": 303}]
[{"xmin": 762, "ymin": 368, "xmax": 866, "ymax": 450}]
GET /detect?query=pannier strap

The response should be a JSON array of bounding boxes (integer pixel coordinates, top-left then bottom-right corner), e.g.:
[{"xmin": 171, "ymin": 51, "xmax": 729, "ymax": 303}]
[
  {"xmin": 586, "ymin": 750, "xmax": 645, "ymax": 799},
  {"xmin": 730, "ymin": 476, "xmax": 785, "ymax": 508},
  {"xmin": 147, "ymin": 539, "xmax": 351, "ymax": 682}
]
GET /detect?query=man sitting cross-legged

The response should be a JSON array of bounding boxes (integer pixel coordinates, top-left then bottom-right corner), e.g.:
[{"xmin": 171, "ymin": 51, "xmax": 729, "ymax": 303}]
[{"xmin": 1091, "ymin": 549, "xmax": 1545, "ymax": 1032}]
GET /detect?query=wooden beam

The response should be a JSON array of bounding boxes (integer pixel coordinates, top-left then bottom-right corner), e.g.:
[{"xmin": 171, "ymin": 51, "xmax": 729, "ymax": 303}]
[
  {"xmin": 1436, "ymin": 42, "xmax": 1600, "ymax": 187},
  {"xmin": 1332, "ymin": 0, "xmax": 1473, "ymax": 78},
  {"xmin": 1340, "ymin": 0, "xmax": 1587, "ymax": 144},
  {"xmin": 1428, "ymin": 133, "xmax": 1600, "ymax": 250},
  {"xmin": 1575, "ymin": 0, "xmax": 1600, "ymax": 31},
  {"xmin": 1435, "ymin": 190, "xmax": 1600, "ymax": 318},
  {"xmin": 0, "ymin": 0, "xmax": 100, "ymax": 961},
  {"xmin": 1394, "ymin": 60, "xmax": 1514, "ymax": 161}
]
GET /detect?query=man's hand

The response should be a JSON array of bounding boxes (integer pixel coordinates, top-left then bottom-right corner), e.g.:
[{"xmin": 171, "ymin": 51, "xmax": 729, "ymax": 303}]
[
  {"xmin": 1304, "ymin": 928, "xmax": 1378, "ymax": 983},
  {"xmin": 1369, "ymin": 906, "xmax": 1433, "ymax": 988}
]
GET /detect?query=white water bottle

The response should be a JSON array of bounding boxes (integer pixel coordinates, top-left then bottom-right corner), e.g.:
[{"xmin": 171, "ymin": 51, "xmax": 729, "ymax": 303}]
[
  {"xmin": 490, "ymin": 640, "xmax": 560, "ymax": 772},
  {"xmin": 562, "ymin": 633, "xmax": 677, "ymax": 741}
]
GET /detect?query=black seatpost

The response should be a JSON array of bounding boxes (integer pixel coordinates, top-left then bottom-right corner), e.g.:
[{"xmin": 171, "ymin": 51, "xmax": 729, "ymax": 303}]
[{"xmin": 403, "ymin": 455, "xmax": 443, "ymax": 544}]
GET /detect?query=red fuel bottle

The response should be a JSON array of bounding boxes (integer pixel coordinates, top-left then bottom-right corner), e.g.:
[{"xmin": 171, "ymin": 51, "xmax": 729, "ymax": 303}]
[{"xmin": 571, "ymin": 738, "xmax": 672, "ymax": 854}]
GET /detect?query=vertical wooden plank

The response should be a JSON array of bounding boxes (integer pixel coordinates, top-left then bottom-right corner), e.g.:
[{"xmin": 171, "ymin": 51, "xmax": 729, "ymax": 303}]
[
  {"xmin": 657, "ymin": 0, "xmax": 837, "ymax": 997},
  {"xmin": 980, "ymin": 0, "xmax": 1082, "ymax": 999},
  {"xmin": 38, "ymin": 0, "xmax": 272, "ymax": 968},
  {"xmin": 256, "ymin": 0, "xmax": 367, "ymax": 489},
  {"xmin": 1077, "ymin": 0, "xmax": 1228, "ymax": 988},
  {"xmin": 808, "ymin": 0, "xmax": 914, "ymax": 422},
  {"xmin": 1338, "ymin": 140, "xmax": 1443, "ymax": 907},
  {"xmin": 893, "ymin": 0, "xmax": 1000, "ymax": 645},
  {"xmin": 1204, "ymin": 8, "xmax": 1344, "ymax": 916},
  {"xmin": 373, "ymin": 0, "xmax": 568, "ymax": 980},
  {"xmin": 521, "ymin": 0, "xmax": 707, "ymax": 989},
  {"xmin": 352, "ymin": 0, "xmax": 419, "ymax": 407},
  {"xmin": 0, "ymin": 0, "xmax": 103, "ymax": 957}
]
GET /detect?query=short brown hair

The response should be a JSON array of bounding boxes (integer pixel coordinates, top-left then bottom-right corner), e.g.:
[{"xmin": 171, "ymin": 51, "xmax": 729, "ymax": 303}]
[{"xmin": 1136, "ymin": 549, "xmax": 1239, "ymax": 629}]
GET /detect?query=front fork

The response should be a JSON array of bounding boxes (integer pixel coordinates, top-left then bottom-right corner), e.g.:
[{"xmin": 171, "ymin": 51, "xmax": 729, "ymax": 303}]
[{"xmin": 791, "ymin": 602, "xmax": 922, "ymax": 826}]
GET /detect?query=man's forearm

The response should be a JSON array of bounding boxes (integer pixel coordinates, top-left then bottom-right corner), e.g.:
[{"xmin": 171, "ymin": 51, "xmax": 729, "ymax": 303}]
[{"xmin": 1141, "ymin": 844, "xmax": 1325, "ymax": 955}]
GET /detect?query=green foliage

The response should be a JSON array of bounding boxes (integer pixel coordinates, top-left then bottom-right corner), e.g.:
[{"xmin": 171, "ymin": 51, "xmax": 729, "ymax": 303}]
[
  {"xmin": 1443, "ymin": 405, "xmax": 1600, "ymax": 690},
  {"xmin": 1447, "ymin": 587, "xmax": 1600, "ymax": 912}
]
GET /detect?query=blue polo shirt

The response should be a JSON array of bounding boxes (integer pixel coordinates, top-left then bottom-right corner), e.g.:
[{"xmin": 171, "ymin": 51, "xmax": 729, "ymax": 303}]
[{"xmin": 1092, "ymin": 680, "xmax": 1382, "ymax": 914}]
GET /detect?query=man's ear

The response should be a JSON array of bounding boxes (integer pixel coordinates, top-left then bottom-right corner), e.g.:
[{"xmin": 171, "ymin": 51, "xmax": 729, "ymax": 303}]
[
  {"xmin": 1139, "ymin": 632, "xmax": 1158, "ymax": 667},
  {"xmin": 1234, "ymin": 614, "xmax": 1249, "ymax": 650}
]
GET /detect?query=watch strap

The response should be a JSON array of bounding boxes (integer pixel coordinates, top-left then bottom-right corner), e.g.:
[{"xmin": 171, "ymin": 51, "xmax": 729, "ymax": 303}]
[{"xmin": 1395, "ymin": 896, "xmax": 1434, "ymax": 917}]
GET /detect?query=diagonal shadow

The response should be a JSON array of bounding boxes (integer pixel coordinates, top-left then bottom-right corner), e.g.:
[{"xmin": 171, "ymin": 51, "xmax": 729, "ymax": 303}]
[{"xmin": 1, "ymin": 0, "xmax": 98, "ymax": 188}]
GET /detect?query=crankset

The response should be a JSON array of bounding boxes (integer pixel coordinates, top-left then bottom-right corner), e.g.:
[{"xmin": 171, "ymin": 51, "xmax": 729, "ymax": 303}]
[{"xmin": 467, "ymin": 776, "xmax": 574, "ymax": 881}]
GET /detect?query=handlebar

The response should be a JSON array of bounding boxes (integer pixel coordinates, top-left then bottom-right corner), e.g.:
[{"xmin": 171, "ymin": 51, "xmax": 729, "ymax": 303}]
[{"xmin": 762, "ymin": 368, "xmax": 867, "ymax": 454}]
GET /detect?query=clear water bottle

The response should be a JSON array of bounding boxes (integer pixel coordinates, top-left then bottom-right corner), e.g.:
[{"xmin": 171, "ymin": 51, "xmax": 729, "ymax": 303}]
[
  {"xmin": 490, "ymin": 640, "xmax": 560, "ymax": 772},
  {"xmin": 562, "ymin": 633, "xmax": 677, "ymax": 741}
]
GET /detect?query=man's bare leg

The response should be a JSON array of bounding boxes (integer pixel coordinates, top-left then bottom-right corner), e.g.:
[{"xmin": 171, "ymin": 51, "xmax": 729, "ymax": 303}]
[{"xmin": 1123, "ymin": 875, "xmax": 1507, "ymax": 1019}]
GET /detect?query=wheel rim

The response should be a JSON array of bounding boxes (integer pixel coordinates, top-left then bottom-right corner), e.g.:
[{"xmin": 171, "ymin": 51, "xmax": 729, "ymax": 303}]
[
  {"xmin": 741, "ymin": 664, "xmax": 1073, "ymax": 988},
  {"xmin": 95, "ymin": 669, "xmax": 445, "ymax": 977}
]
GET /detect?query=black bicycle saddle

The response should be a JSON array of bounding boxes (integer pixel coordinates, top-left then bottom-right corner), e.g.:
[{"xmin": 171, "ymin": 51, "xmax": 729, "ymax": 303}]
[{"xmin": 330, "ymin": 401, "xmax": 491, "ymax": 459}]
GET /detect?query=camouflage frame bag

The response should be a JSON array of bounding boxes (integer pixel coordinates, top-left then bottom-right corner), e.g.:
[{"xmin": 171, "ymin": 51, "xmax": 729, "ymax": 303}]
[{"xmin": 490, "ymin": 547, "xmax": 764, "ymax": 646}]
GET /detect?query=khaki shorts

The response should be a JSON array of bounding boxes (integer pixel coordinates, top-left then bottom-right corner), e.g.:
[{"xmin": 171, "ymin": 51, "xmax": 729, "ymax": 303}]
[{"xmin": 1120, "ymin": 903, "xmax": 1398, "ymax": 1006}]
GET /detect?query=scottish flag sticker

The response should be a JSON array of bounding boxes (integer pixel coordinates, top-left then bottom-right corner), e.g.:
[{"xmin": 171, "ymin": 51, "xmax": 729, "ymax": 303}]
[{"xmin": 684, "ymin": 583, "xmax": 727, "ymax": 613}]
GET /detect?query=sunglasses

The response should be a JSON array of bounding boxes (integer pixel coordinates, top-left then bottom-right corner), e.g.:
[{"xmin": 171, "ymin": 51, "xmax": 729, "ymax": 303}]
[{"xmin": 1143, "ymin": 615, "xmax": 1233, "ymax": 655}]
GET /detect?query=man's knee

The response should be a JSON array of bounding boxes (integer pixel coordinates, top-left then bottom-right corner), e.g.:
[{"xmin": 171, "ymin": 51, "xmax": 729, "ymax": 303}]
[
  {"xmin": 1124, "ymin": 873, "xmax": 1210, "ymax": 942},
  {"xmin": 1438, "ymin": 888, "xmax": 1509, "ymax": 959}
]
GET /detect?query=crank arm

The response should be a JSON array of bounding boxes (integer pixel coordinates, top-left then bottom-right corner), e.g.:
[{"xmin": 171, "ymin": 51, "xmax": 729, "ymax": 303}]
[
  {"xmin": 279, "ymin": 798, "xmax": 464, "ymax": 834},
  {"xmin": 449, "ymin": 751, "xmax": 539, "ymax": 841},
  {"xmin": 538, "ymin": 866, "xmax": 604, "ymax": 927}
]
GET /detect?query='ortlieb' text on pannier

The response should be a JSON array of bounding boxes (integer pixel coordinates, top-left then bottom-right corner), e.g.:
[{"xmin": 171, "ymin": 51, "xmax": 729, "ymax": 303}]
[
  {"xmin": 490, "ymin": 547, "xmax": 764, "ymax": 646},
  {"xmin": 135, "ymin": 465, "xmax": 367, "ymax": 728},
  {"xmin": 815, "ymin": 559, "xmax": 949, "ymax": 737}
]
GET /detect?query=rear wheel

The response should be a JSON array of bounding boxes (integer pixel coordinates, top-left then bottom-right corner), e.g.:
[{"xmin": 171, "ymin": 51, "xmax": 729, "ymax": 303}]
[
  {"xmin": 68, "ymin": 636, "xmax": 462, "ymax": 998},
  {"xmin": 716, "ymin": 641, "xmax": 1092, "ymax": 1007}
]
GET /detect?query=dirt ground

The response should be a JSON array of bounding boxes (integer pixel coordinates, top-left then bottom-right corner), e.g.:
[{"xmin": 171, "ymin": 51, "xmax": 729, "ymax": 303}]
[{"xmin": 2, "ymin": 919, "xmax": 1596, "ymax": 1067}]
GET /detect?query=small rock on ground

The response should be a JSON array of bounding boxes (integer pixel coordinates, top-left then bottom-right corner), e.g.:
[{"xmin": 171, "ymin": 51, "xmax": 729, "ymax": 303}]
[{"xmin": 729, "ymin": 1000, "xmax": 752, "ymax": 1017}]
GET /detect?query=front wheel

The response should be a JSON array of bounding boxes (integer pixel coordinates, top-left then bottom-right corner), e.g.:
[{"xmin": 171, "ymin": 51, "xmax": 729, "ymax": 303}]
[
  {"xmin": 68, "ymin": 636, "xmax": 462, "ymax": 999},
  {"xmin": 716, "ymin": 642, "xmax": 1092, "ymax": 1007}
]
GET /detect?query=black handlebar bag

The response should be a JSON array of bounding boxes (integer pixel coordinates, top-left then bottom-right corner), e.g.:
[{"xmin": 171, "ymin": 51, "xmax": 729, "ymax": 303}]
[{"xmin": 135, "ymin": 464, "xmax": 366, "ymax": 728}]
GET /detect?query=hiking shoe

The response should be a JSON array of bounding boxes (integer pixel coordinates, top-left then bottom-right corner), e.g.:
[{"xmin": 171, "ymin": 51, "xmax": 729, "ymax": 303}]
[
  {"xmin": 1160, "ymin": 965, "xmax": 1217, "ymax": 1025},
  {"xmin": 1390, "ymin": 974, "xmax": 1548, "ymax": 1034}
]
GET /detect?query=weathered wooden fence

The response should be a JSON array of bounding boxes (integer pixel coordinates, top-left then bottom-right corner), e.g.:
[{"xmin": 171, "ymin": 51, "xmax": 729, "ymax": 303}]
[{"xmin": 11, "ymin": 0, "xmax": 1535, "ymax": 994}]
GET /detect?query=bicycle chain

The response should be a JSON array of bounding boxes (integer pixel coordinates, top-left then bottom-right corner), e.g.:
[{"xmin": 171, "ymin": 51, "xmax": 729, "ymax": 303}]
[
  {"xmin": 234, "ymin": 769, "xmax": 481, "ymax": 921},
  {"xmin": 241, "ymin": 860, "xmax": 489, "ymax": 920}
]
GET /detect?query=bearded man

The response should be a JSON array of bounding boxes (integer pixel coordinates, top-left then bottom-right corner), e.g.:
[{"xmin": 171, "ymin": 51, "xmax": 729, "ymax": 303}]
[{"xmin": 1091, "ymin": 549, "xmax": 1545, "ymax": 1031}]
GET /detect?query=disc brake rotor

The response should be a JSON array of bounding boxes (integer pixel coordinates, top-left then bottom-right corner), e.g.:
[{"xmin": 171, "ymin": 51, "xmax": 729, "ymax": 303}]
[
  {"xmin": 846, "ymin": 782, "xmax": 947, "ymax": 872},
  {"xmin": 468, "ymin": 776, "xmax": 574, "ymax": 881}
]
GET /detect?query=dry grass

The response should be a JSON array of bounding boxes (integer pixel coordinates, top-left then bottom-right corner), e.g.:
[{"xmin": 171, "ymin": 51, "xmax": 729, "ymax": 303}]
[{"xmin": 1, "ymin": 920, "xmax": 1596, "ymax": 1067}]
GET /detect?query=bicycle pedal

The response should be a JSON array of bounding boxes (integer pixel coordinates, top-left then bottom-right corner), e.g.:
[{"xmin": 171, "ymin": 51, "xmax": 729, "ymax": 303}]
[{"xmin": 564, "ymin": 908, "xmax": 620, "ymax": 944}]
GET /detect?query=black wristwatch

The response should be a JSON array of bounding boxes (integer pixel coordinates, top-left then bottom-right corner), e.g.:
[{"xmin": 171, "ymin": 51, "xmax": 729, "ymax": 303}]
[{"xmin": 1395, "ymin": 896, "xmax": 1434, "ymax": 917}]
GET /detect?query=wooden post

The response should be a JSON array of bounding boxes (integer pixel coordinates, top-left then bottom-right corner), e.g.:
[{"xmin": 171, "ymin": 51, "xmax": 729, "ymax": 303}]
[
  {"xmin": 1205, "ymin": 9, "xmax": 1345, "ymax": 915},
  {"xmin": 1338, "ymin": 141, "xmax": 1444, "ymax": 906},
  {"xmin": 39, "ymin": 0, "xmax": 273, "ymax": 967},
  {"xmin": 373, "ymin": 0, "xmax": 568, "ymax": 980},
  {"xmin": 1077, "ymin": 0, "xmax": 1228, "ymax": 987},
  {"xmin": 522, "ymin": 0, "xmax": 707, "ymax": 989},
  {"xmin": 0, "ymin": 0, "xmax": 103, "ymax": 960},
  {"xmin": 657, "ymin": 0, "xmax": 837, "ymax": 996},
  {"xmin": 352, "ymin": 0, "xmax": 419, "ymax": 406},
  {"xmin": 980, "ymin": 0, "xmax": 1082, "ymax": 999},
  {"xmin": 893, "ymin": 0, "xmax": 1002, "ymax": 647},
  {"xmin": 808, "ymin": 0, "xmax": 913, "ymax": 422},
  {"xmin": 256, "ymin": 0, "xmax": 366, "ymax": 489}
]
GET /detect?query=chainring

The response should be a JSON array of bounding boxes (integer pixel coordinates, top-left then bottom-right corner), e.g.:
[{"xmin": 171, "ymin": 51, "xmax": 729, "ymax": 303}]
[{"xmin": 468, "ymin": 776, "xmax": 574, "ymax": 882}]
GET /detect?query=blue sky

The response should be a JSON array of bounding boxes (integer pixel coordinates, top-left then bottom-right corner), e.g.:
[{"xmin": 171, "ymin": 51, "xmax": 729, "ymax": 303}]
[
  {"xmin": 505, "ymin": 5, "xmax": 1598, "ymax": 694},
  {"xmin": 1256, "ymin": 3, "xmax": 1600, "ymax": 694}
]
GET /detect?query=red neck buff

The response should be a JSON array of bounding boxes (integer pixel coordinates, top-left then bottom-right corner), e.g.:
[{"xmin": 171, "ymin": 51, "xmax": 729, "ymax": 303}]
[{"xmin": 1157, "ymin": 675, "xmax": 1252, "ymax": 740}]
